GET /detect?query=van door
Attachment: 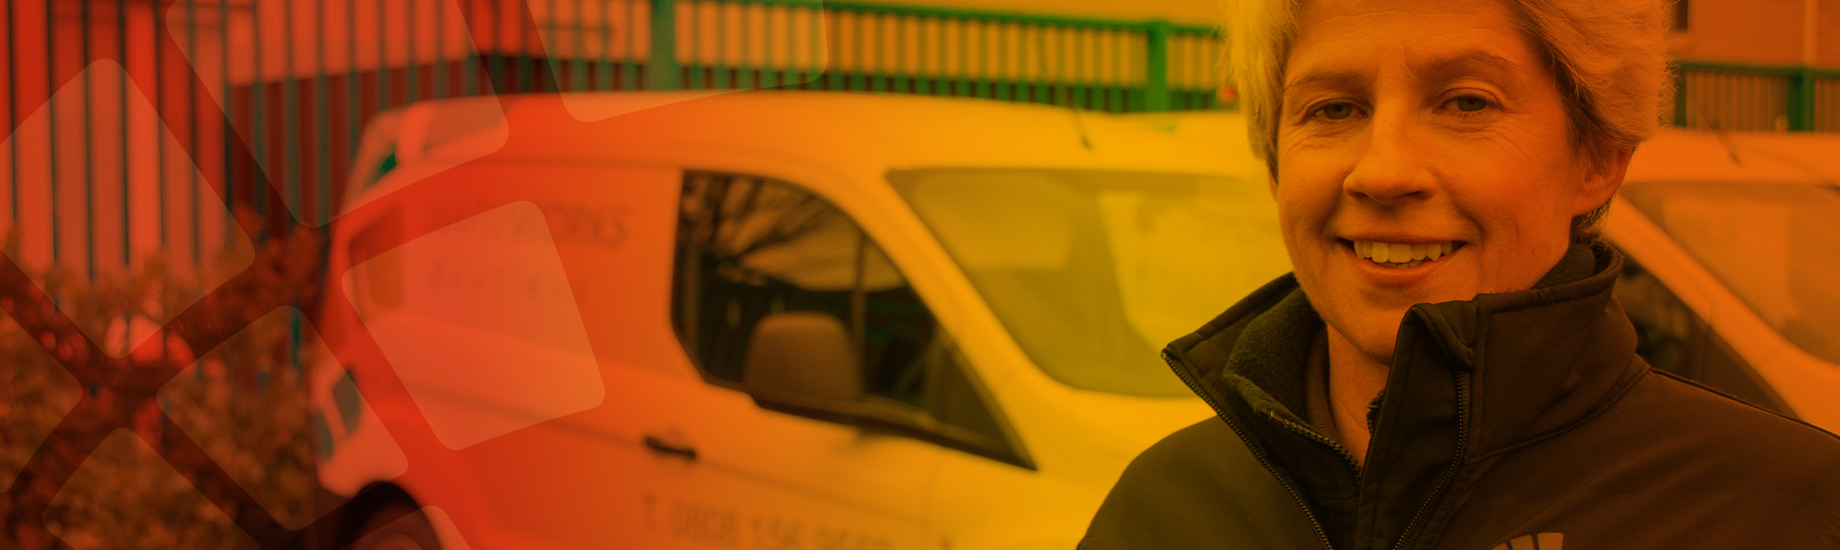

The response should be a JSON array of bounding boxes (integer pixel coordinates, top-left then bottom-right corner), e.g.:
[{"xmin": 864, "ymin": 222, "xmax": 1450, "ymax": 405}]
[
  {"xmin": 656, "ymin": 171, "xmax": 1031, "ymax": 550},
  {"xmin": 344, "ymin": 163, "xmax": 985, "ymax": 549},
  {"xmin": 332, "ymin": 164, "xmax": 710, "ymax": 548}
]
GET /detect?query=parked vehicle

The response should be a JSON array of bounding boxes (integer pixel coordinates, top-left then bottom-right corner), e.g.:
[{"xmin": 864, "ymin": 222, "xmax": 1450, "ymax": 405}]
[
  {"xmin": 1602, "ymin": 129, "xmax": 1840, "ymax": 429},
  {"xmin": 311, "ymin": 92, "xmax": 1840, "ymax": 550},
  {"xmin": 314, "ymin": 92, "xmax": 1283, "ymax": 550}
]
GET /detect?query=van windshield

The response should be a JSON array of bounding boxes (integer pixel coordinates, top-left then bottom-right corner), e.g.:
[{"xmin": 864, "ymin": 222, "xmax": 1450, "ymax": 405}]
[
  {"xmin": 890, "ymin": 169, "xmax": 1291, "ymax": 397},
  {"xmin": 1618, "ymin": 181, "xmax": 1840, "ymax": 365}
]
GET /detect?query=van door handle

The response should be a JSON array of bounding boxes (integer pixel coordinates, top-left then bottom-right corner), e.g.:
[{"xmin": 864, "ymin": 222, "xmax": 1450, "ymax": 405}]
[{"xmin": 643, "ymin": 433, "xmax": 698, "ymax": 461}]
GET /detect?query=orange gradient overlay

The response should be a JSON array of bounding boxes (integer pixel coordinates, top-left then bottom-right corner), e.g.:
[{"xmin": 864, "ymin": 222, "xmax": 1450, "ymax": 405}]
[{"xmin": 3, "ymin": 1, "xmax": 1839, "ymax": 549}]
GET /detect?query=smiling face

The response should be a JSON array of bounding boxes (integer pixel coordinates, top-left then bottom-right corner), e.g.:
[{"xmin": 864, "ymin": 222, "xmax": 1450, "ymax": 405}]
[{"xmin": 1274, "ymin": 0, "xmax": 1627, "ymax": 366}]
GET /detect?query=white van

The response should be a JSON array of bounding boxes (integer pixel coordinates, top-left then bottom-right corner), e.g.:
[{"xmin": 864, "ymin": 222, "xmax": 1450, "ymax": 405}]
[
  {"xmin": 313, "ymin": 91, "xmax": 1840, "ymax": 550},
  {"xmin": 1602, "ymin": 129, "xmax": 1840, "ymax": 429},
  {"xmin": 311, "ymin": 92, "xmax": 1290, "ymax": 550}
]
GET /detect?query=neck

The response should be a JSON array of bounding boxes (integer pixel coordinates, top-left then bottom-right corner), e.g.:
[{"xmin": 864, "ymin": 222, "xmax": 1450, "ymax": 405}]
[{"xmin": 1325, "ymin": 325, "xmax": 1389, "ymax": 467}]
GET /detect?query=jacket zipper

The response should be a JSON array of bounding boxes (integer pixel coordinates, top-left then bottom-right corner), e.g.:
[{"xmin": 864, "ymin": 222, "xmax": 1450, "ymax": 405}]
[
  {"xmin": 1164, "ymin": 351, "xmax": 1338, "ymax": 550},
  {"xmin": 1388, "ymin": 370, "xmax": 1470, "ymax": 550},
  {"xmin": 1265, "ymin": 413, "xmax": 1361, "ymax": 473}
]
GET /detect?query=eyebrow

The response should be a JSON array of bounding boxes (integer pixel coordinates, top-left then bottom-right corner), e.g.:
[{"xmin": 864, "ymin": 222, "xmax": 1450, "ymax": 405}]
[
  {"xmin": 1282, "ymin": 50, "xmax": 1524, "ymax": 95},
  {"xmin": 1282, "ymin": 70, "xmax": 1369, "ymax": 95}
]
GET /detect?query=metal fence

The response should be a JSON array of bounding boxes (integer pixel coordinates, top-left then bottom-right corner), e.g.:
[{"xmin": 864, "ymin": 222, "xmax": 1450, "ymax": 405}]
[
  {"xmin": 1, "ymin": 0, "xmax": 1224, "ymax": 284},
  {"xmin": 1674, "ymin": 61, "xmax": 1840, "ymax": 132},
  {"xmin": 6, "ymin": 2, "xmax": 1840, "ymax": 286},
  {"xmin": 643, "ymin": 0, "xmax": 1226, "ymax": 112}
]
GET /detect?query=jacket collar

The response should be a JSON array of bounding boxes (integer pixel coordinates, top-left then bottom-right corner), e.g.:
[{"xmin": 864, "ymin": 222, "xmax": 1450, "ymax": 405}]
[
  {"xmin": 1163, "ymin": 242, "xmax": 1644, "ymax": 549},
  {"xmin": 1404, "ymin": 241, "xmax": 1644, "ymax": 459}
]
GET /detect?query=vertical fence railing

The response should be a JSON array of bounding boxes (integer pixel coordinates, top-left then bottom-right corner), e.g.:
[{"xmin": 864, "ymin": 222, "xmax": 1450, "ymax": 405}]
[
  {"xmin": 635, "ymin": 0, "xmax": 1224, "ymax": 112},
  {"xmin": 520, "ymin": 0, "xmax": 1225, "ymax": 112},
  {"xmin": 3, "ymin": 0, "xmax": 1228, "ymax": 296},
  {"xmin": 3, "ymin": 1, "xmax": 231, "ymax": 281},
  {"xmin": 1814, "ymin": 75, "xmax": 1840, "ymax": 133},
  {"xmin": 1674, "ymin": 61, "xmax": 1840, "ymax": 133}
]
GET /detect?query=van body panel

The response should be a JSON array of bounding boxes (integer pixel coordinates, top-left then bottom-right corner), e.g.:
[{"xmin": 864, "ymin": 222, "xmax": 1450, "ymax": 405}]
[{"xmin": 318, "ymin": 93, "xmax": 1840, "ymax": 549}]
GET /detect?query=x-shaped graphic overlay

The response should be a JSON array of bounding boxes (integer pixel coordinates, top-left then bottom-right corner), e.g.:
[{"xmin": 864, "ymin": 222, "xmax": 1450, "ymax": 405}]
[{"xmin": 0, "ymin": 0, "xmax": 728, "ymax": 545}]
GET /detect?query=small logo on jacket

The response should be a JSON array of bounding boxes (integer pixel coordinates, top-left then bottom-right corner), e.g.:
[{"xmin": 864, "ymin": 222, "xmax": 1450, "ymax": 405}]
[{"xmin": 1490, "ymin": 532, "xmax": 1562, "ymax": 550}]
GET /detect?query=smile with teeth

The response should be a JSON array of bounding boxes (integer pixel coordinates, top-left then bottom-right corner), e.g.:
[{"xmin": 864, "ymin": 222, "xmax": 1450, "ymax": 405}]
[{"xmin": 1352, "ymin": 240, "xmax": 1460, "ymax": 269}]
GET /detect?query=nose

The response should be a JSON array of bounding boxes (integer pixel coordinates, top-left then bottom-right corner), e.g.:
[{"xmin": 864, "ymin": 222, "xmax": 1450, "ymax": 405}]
[{"xmin": 1343, "ymin": 111, "xmax": 1434, "ymax": 206}]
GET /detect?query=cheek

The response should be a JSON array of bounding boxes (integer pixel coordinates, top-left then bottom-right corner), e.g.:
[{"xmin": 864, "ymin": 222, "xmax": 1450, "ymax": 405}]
[
  {"xmin": 1275, "ymin": 159, "xmax": 1342, "ymax": 226},
  {"xmin": 1272, "ymin": 178, "xmax": 1327, "ymax": 251},
  {"xmin": 1464, "ymin": 182, "xmax": 1582, "ymax": 235},
  {"xmin": 1460, "ymin": 191, "xmax": 1569, "ymax": 256},
  {"xmin": 1444, "ymin": 154, "xmax": 1577, "ymax": 233},
  {"xmin": 1276, "ymin": 139, "xmax": 1349, "ymax": 187},
  {"xmin": 1444, "ymin": 125, "xmax": 1586, "ymax": 223},
  {"xmin": 1461, "ymin": 194, "xmax": 1576, "ymax": 289}
]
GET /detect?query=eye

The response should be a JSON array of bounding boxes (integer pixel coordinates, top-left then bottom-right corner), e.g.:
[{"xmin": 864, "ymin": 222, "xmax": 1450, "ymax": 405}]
[
  {"xmin": 1448, "ymin": 95, "xmax": 1493, "ymax": 113},
  {"xmin": 1312, "ymin": 101, "xmax": 1358, "ymax": 120}
]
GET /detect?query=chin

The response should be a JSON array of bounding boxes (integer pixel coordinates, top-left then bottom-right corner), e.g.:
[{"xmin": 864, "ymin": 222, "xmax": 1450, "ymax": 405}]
[{"xmin": 1325, "ymin": 308, "xmax": 1406, "ymax": 366}]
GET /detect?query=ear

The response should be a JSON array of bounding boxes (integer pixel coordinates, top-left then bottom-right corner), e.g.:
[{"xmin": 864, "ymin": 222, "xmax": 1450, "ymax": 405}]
[{"xmin": 1572, "ymin": 147, "xmax": 1632, "ymax": 216}]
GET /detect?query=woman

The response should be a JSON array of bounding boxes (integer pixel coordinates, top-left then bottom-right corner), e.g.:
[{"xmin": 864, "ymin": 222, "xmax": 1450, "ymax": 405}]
[{"xmin": 1081, "ymin": 0, "xmax": 1840, "ymax": 548}]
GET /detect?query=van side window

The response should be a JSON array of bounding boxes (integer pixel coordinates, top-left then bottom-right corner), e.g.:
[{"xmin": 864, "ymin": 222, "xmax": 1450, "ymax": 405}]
[
  {"xmin": 672, "ymin": 172, "xmax": 1026, "ymax": 467},
  {"xmin": 1615, "ymin": 250, "xmax": 1792, "ymax": 415},
  {"xmin": 672, "ymin": 173, "xmax": 856, "ymax": 384}
]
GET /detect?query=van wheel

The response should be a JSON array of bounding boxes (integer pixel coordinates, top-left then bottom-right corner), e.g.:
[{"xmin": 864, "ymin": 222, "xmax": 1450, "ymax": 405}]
[{"xmin": 346, "ymin": 503, "xmax": 443, "ymax": 550}]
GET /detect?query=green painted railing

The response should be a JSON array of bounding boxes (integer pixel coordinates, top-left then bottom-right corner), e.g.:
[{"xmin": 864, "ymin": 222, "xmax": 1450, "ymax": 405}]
[
  {"xmin": 521, "ymin": 0, "xmax": 1226, "ymax": 112},
  {"xmin": 1674, "ymin": 61, "xmax": 1840, "ymax": 132}
]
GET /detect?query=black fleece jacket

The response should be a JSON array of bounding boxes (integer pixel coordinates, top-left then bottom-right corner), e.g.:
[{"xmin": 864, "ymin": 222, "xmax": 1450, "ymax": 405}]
[{"xmin": 1081, "ymin": 243, "xmax": 1840, "ymax": 550}]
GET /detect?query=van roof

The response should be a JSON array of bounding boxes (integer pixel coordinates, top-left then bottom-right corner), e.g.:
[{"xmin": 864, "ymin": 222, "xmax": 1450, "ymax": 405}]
[
  {"xmin": 364, "ymin": 91, "xmax": 1838, "ymax": 194},
  {"xmin": 1627, "ymin": 129, "xmax": 1840, "ymax": 188},
  {"xmin": 394, "ymin": 91, "xmax": 1260, "ymax": 178}
]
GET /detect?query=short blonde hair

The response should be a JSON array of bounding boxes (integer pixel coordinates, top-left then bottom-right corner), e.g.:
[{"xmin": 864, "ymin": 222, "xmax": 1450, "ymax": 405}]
[{"xmin": 1222, "ymin": 0, "xmax": 1672, "ymax": 181}]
